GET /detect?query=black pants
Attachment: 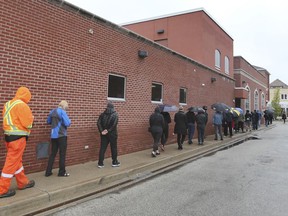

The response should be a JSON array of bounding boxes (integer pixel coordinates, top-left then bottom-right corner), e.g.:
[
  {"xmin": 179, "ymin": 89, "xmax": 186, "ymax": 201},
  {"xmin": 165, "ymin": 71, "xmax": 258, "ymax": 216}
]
[
  {"xmin": 177, "ymin": 134, "xmax": 186, "ymax": 147},
  {"xmin": 98, "ymin": 134, "xmax": 118, "ymax": 164},
  {"xmin": 161, "ymin": 126, "xmax": 169, "ymax": 145},
  {"xmin": 223, "ymin": 122, "xmax": 232, "ymax": 136},
  {"xmin": 152, "ymin": 131, "xmax": 162, "ymax": 151},
  {"xmin": 46, "ymin": 136, "xmax": 67, "ymax": 176}
]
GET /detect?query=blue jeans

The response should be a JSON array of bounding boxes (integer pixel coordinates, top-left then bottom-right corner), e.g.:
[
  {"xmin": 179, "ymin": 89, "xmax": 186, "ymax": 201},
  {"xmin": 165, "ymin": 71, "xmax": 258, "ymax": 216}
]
[{"xmin": 187, "ymin": 123, "xmax": 195, "ymax": 143}]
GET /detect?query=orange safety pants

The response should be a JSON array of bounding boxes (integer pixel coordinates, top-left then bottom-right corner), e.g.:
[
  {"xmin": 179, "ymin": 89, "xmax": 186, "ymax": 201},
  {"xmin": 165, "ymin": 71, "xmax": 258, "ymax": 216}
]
[{"xmin": 0, "ymin": 137, "xmax": 29, "ymax": 195}]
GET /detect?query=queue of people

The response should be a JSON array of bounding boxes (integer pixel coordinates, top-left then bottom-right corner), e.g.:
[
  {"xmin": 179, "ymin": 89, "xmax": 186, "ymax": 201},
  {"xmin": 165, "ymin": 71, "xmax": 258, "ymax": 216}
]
[
  {"xmin": 0, "ymin": 88, "xmax": 278, "ymax": 198},
  {"xmin": 148, "ymin": 105, "xmax": 209, "ymax": 157},
  {"xmin": 0, "ymin": 87, "xmax": 122, "ymax": 199}
]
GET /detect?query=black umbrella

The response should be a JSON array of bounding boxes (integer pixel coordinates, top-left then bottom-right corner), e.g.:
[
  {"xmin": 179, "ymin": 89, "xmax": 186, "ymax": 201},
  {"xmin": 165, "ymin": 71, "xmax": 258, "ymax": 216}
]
[
  {"xmin": 188, "ymin": 106, "xmax": 205, "ymax": 112},
  {"xmin": 158, "ymin": 104, "xmax": 178, "ymax": 112},
  {"xmin": 211, "ymin": 103, "xmax": 230, "ymax": 112}
]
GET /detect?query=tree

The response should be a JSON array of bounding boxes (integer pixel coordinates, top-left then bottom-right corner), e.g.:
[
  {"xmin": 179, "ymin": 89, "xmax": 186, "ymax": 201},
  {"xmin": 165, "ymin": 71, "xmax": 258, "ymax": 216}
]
[{"xmin": 271, "ymin": 88, "xmax": 282, "ymax": 117}]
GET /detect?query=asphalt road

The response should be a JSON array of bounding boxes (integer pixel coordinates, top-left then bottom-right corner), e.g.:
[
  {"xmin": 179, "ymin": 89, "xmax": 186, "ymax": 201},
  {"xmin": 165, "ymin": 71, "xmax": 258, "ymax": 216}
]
[{"xmin": 51, "ymin": 122, "xmax": 288, "ymax": 216}]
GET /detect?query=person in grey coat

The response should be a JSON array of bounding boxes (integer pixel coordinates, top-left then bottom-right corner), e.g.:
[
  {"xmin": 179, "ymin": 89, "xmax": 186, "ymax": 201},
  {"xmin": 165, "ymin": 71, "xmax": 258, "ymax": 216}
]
[
  {"xmin": 213, "ymin": 110, "xmax": 223, "ymax": 141},
  {"xmin": 149, "ymin": 107, "xmax": 165, "ymax": 157},
  {"xmin": 173, "ymin": 106, "xmax": 188, "ymax": 150},
  {"xmin": 195, "ymin": 109, "xmax": 207, "ymax": 145}
]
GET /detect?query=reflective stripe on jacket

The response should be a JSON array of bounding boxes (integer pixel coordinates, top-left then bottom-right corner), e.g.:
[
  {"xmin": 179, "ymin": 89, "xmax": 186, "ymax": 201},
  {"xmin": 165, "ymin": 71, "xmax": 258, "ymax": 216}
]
[{"xmin": 3, "ymin": 100, "xmax": 31, "ymax": 136}]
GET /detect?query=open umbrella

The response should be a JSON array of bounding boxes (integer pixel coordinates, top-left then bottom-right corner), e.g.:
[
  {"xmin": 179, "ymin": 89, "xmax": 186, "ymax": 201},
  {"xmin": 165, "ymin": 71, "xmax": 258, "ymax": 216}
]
[
  {"xmin": 188, "ymin": 106, "xmax": 204, "ymax": 112},
  {"xmin": 235, "ymin": 107, "xmax": 244, "ymax": 115},
  {"xmin": 211, "ymin": 103, "xmax": 230, "ymax": 112},
  {"xmin": 230, "ymin": 107, "xmax": 240, "ymax": 117},
  {"xmin": 158, "ymin": 104, "xmax": 178, "ymax": 112}
]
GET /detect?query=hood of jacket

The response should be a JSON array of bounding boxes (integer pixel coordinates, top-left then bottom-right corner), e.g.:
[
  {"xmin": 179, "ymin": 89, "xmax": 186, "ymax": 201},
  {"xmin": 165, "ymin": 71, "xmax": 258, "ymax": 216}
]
[{"xmin": 14, "ymin": 87, "xmax": 31, "ymax": 103}]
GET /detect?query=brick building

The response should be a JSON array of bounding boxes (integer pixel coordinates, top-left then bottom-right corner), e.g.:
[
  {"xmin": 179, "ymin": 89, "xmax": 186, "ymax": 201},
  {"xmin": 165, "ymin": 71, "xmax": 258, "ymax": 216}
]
[
  {"xmin": 0, "ymin": 1, "xmax": 266, "ymax": 173},
  {"xmin": 123, "ymin": 9, "xmax": 270, "ymax": 113}
]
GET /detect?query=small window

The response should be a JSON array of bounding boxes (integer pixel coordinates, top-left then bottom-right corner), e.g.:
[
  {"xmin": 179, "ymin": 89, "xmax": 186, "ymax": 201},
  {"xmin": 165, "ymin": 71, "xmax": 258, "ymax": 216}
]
[
  {"xmin": 151, "ymin": 83, "xmax": 163, "ymax": 103},
  {"xmin": 285, "ymin": 94, "xmax": 287, "ymax": 100},
  {"xmin": 281, "ymin": 94, "xmax": 284, "ymax": 99},
  {"xmin": 215, "ymin": 49, "xmax": 221, "ymax": 69},
  {"xmin": 224, "ymin": 56, "xmax": 229, "ymax": 74},
  {"xmin": 108, "ymin": 74, "xmax": 126, "ymax": 100},
  {"xmin": 179, "ymin": 88, "xmax": 187, "ymax": 104},
  {"xmin": 254, "ymin": 91, "xmax": 259, "ymax": 110}
]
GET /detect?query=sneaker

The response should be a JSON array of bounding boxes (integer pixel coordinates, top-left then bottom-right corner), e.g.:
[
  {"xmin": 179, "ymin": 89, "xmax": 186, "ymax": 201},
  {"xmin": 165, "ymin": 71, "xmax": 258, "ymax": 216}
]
[
  {"xmin": 160, "ymin": 144, "xmax": 165, "ymax": 151},
  {"xmin": 151, "ymin": 151, "xmax": 156, "ymax": 157},
  {"xmin": 19, "ymin": 180, "xmax": 35, "ymax": 190},
  {"xmin": 98, "ymin": 164, "xmax": 104, "ymax": 168},
  {"xmin": 0, "ymin": 189, "xmax": 16, "ymax": 198},
  {"xmin": 58, "ymin": 172, "xmax": 70, "ymax": 177},
  {"xmin": 156, "ymin": 150, "xmax": 160, "ymax": 155},
  {"xmin": 112, "ymin": 160, "xmax": 121, "ymax": 167}
]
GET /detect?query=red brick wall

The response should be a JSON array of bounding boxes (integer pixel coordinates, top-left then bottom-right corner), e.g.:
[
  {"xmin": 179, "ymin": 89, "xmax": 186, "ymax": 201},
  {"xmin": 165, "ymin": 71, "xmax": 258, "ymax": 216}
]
[
  {"xmin": 123, "ymin": 10, "xmax": 234, "ymax": 78},
  {"xmin": 0, "ymin": 1, "xmax": 235, "ymax": 173}
]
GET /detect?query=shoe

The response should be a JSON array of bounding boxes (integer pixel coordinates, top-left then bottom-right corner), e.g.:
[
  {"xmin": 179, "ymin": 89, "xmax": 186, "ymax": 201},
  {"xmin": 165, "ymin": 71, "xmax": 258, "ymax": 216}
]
[
  {"xmin": 45, "ymin": 172, "xmax": 52, "ymax": 177},
  {"xmin": 221, "ymin": 138, "xmax": 223, "ymax": 140},
  {"xmin": 112, "ymin": 160, "xmax": 121, "ymax": 167},
  {"xmin": 58, "ymin": 173, "xmax": 70, "ymax": 177},
  {"xmin": 188, "ymin": 141, "xmax": 192, "ymax": 144},
  {"xmin": 160, "ymin": 145, "xmax": 165, "ymax": 151},
  {"xmin": 19, "ymin": 180, "xmax": 35, "ymax": 190},
  {"xmin": 156, "ymin": 150, "xmax": 160, "ymax": 155},
  {"xmin": 0, "ymin": 189, "xmax": 16, "ymax": 198},
  {"xmin": 98, "ymin": 164, "xmax": 104, "ymax": 168},
  {"xmin": 151, "ymin": 151, "xmax": 156, "ymax": 157},
  {"xmin": 214, "ymin": 138, "xmax": 217, "ymax": 140}
]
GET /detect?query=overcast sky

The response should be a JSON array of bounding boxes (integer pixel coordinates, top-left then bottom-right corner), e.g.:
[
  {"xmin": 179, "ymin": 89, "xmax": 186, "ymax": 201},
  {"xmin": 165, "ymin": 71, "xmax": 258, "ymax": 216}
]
[{"xmin": 66, "ymin": 0, "xmax": 287, "ymax": 85}]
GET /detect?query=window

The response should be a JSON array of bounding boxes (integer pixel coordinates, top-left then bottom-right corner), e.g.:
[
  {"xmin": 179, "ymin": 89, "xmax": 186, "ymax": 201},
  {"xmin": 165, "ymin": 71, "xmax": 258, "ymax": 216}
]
[
  {"xmin": 254, "ymin": 90, "xmax": 259, "ymax": 110},
  {"xmin": 151, "ymin": 83, "xmax": 163, "ymax": 103},
  {"xmin": 224, "ymin": 56, "xmax": 229, "ymax": 74},
  {"xmin": 281, "ymin": 94, "xmax": 284, "ymax": 99},
  {"xmin": 108, "ymin": 74, "xmax": 126, "ymax": 100},
  {"xmin": 261, "ymin": 93, "xmax": 265, "ymax": 110},
  {"xmin": 245, "ymin": 86, "xmax": 250, "ymax": 111},
  {"xmin": 179, "ymin": 88, "xmax": 187, "ymax": 104},
  {"xmin": 286, "ymin": 94, "xmax": 287, "ymax": 99},
  {"xmin": 215, "ymin": 49, "xmax": 221, "ymax": 69}
]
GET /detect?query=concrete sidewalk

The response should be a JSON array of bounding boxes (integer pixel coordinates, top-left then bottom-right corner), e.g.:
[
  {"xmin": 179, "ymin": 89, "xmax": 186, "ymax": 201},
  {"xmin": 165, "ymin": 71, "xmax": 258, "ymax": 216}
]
[{"xmin": 0, "ymin": 125, "xmax": 273, "ymax": 216}]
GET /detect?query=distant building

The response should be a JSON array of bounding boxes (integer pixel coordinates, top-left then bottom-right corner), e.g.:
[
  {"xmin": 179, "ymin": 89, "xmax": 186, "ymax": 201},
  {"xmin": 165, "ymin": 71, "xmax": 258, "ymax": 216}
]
[{"xmin": 269, "ymin": 79, "xmax": 288, "ymax": 113}]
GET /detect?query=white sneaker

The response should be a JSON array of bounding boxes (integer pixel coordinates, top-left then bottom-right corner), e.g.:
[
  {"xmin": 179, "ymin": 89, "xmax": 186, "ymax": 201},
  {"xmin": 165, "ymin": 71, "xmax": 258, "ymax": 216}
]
[{"xmin": 151, "ymin": 151, "xmax": 156, "ymax": 157}]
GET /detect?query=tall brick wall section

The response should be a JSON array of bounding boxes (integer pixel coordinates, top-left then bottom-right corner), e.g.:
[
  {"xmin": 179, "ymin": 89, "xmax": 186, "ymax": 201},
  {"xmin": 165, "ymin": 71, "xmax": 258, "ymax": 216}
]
[
  {"xmin": 234, "ymin": 57, "xmax": 270, "ymax": 112},
  {"xmin": 0, "ymin": 1, "xmax": 235, "ymax": 173}
]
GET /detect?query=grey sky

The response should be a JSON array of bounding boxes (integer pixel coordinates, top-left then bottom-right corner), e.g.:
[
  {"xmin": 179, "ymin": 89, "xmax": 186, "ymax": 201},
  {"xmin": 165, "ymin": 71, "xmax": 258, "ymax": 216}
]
[{"xmin": 66, "ymin": 0, "xmax": 288, "ymax": 85}]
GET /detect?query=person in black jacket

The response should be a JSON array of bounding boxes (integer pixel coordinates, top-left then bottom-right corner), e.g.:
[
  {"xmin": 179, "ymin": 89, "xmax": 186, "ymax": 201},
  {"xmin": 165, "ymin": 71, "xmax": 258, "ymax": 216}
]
[
  {"xmin": 149, "ymin": 107, "xmax": 165, "ymax": 157},
  {"xmin": 160, "ymin": 111, "xmax": 171, "ymax": 150},
  {"xmin": 223, "ymin": 109, "xmax": 233, "ymax": 137},
  {"xmin": 186, "ymin": 108, "xmax": 196, "ymax": 144},
  {"xmin": 195, "ymin": 109, "xmax": 207, "ymax": 145},
  {"xmin": 174, "ymin": 106, "xmax": 188, "ymax": 150},
  {"xmin": 97, "ymin": 102, "xmax": 120, "ymax": 168}
]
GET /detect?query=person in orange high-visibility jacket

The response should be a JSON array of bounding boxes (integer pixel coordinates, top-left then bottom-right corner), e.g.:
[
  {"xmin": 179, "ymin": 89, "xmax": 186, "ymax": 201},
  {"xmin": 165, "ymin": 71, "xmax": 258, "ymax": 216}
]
[{"xmin": 0, "ymin": 87, "xmax": 35, "ymax": 198}]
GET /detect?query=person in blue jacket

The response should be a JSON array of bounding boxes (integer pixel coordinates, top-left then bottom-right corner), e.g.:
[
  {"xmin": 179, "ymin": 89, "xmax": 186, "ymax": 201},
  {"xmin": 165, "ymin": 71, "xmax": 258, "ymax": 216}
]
[{"xmin": 45, "ymin": 100, "xmax": 71, "ymax": 177}]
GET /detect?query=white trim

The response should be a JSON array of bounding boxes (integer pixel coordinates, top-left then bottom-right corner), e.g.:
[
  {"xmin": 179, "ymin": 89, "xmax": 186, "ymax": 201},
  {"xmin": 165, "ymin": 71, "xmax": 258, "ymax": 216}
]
[
  {"xmin": 15, "ymin": 166, "xmax": 24, "ymax": 175},
  {"xmin": 1, "ymin": 172, "xmax": 13, "ymax": 178}
]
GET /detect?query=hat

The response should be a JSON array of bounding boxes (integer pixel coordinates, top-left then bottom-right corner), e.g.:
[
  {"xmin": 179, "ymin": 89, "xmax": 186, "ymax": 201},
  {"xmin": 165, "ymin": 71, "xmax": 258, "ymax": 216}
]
[{"xmin": 107, "ymin": 101, "xmax": 114, "ymax": 108}]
